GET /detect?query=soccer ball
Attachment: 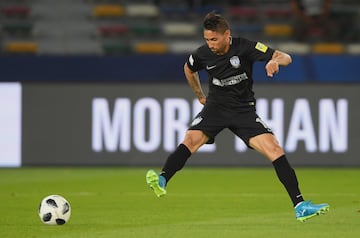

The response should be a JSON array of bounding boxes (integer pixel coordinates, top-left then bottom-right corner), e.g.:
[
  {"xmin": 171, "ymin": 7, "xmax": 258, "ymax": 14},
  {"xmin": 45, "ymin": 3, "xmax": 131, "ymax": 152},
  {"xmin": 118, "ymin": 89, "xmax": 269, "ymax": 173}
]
[{"xmin": 38, "ymin": 194, "xmax": 71, "ymax": 225}]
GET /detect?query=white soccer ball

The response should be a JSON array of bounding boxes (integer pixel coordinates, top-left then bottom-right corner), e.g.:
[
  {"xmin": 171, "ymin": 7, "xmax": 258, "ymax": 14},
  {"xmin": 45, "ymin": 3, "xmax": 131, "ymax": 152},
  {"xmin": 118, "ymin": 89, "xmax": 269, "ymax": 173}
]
[{"xmin": 38, "ymin": 194, "xmax": 71, "ymax": 225}]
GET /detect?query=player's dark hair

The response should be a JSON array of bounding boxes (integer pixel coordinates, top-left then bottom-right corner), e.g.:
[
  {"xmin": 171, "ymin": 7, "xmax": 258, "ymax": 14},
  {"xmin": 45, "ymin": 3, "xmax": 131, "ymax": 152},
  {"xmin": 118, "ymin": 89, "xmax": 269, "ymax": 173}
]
[{"xmin": 203, "ymin": 12, "xmax": 229, "ymax": 33}]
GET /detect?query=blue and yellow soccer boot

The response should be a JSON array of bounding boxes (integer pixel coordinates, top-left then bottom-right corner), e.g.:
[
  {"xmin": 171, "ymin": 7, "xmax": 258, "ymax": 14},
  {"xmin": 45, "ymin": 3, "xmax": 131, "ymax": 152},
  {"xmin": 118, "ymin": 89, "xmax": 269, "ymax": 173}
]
[{"xmin": 295, "ymin": 200, "xmax": 330, "ymax": 222}]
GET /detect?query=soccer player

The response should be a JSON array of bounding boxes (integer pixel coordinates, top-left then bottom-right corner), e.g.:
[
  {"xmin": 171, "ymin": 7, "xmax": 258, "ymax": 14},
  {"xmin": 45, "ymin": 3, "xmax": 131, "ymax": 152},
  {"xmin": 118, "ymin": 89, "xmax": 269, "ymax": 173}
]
[{"xmin": 146, "ymin": 12, "xmax": 329, "ymax": 222}]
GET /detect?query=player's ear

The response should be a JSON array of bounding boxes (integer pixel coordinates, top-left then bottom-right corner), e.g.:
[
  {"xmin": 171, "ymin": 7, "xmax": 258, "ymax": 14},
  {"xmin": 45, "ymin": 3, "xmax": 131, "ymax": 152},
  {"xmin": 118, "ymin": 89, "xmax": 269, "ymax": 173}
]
[{"xmin": 224, "ymin": 29, "xmax": 231, "ymax": 37}]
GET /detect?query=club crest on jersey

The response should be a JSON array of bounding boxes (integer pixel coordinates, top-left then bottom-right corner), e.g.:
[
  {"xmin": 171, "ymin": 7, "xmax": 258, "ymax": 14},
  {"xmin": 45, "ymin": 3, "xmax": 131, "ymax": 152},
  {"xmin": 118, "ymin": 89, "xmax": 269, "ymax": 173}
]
[{"xmin": 230, "ymin": 56, "xmax": 240, "ymax": 68}]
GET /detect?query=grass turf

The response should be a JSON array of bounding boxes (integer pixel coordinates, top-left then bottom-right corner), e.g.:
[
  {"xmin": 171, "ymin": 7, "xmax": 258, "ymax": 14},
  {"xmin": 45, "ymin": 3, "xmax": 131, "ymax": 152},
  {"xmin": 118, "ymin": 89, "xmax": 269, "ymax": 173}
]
[{"xmin": 0, "ymin": 167, "xmax": 359, "ymax": 238}]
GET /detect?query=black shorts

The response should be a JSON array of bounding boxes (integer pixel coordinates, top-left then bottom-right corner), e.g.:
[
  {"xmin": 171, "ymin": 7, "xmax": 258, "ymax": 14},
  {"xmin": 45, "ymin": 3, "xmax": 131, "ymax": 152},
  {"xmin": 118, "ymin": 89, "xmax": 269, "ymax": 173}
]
[{"xmin": 188, "ymin": 103, "xmax": 273, "ymax": 147}]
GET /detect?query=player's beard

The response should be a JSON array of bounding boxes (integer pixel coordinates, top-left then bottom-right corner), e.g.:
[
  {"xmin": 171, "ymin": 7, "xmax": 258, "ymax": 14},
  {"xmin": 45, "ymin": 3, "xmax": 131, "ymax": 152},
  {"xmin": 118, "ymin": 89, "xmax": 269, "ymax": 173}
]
[
  {"xmin": 210, "ymin": 48, "xmax": 218, "ymax": 54},
  {"xmin": 210, "ymin": 42, "xmax": 228, "ymax": 55}
]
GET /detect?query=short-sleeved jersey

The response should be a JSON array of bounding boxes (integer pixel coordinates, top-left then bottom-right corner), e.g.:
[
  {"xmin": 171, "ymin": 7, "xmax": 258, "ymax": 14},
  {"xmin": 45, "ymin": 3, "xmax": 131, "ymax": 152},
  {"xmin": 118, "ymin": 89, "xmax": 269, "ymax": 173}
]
[{"xmin": 186, "ymin": 37, "xmax": 274, "ymax": 112}]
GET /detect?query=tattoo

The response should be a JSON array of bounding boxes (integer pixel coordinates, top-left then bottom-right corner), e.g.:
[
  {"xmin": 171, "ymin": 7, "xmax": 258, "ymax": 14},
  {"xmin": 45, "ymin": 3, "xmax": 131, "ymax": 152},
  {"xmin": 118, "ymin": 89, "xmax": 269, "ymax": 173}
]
[{"xmin": 187, "ymin": 72, "xmax": 205, "ymax": 100}]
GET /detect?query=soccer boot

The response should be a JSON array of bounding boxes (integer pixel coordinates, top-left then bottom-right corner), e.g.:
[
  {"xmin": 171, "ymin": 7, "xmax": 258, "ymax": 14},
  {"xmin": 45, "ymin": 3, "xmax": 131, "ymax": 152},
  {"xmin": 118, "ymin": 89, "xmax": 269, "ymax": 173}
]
[
  {"xmin": 146, "ymin": 170, "xmax": 166, "ymax": 197},
  {"xmin": 295, "ymin": 200, "xmax": 330, "ymax": 222}
]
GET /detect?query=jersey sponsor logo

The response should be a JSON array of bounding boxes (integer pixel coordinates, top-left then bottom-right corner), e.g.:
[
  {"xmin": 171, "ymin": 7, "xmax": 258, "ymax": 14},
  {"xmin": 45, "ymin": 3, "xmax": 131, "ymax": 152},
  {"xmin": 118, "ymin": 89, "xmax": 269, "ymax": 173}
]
[
  {"xmin": 255, "ymin": 42, "xmax": 268, "ymax": 53},
  {"xmin": 212, "ymin": 73, "xmax": 248, "ymax": 87},
  {"xmin": 206, "ymin": 65, "xmax": 217, "ymax": 70},
  {"xmin": 230, "ymin": 56, "xmax": 240, "ymax": 68}
]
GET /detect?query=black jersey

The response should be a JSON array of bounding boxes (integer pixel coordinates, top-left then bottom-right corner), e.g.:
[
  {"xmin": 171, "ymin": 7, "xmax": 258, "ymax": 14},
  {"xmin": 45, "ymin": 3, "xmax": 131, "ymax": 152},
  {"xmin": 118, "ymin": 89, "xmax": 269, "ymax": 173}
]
[{"xmin": 186, "ymin": 37, "xmax": 274, "ymax": 112}]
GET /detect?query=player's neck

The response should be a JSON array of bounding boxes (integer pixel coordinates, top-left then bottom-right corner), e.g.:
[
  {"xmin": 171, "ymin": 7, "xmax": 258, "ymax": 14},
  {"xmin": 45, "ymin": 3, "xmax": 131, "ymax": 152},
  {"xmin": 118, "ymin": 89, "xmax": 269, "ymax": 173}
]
[{"xmin": 216, "ymin": 37, "xmax": 232, "ymax": 56}]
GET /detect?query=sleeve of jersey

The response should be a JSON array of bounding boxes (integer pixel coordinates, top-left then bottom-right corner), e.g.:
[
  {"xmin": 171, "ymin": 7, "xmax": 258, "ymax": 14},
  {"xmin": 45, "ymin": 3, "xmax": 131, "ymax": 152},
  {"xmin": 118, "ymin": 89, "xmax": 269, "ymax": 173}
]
[
  {"xmin": 186, "ymin": 51, "xmax": 203, "ymax": 72},
  {"xmin": 246, "ymin": 40, "xmax": 275, "ymax": 62}
]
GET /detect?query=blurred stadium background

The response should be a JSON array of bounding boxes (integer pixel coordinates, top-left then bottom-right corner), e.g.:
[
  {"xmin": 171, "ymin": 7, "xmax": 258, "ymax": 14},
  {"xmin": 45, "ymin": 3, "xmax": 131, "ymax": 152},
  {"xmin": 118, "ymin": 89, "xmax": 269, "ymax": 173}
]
[
  {"xmin": 1, "ymin": 0, "xmax": 359, "ymax": 55},
  {"xmin": 0, "ymin": 0, "xmax": 360, "ymax": 167}
]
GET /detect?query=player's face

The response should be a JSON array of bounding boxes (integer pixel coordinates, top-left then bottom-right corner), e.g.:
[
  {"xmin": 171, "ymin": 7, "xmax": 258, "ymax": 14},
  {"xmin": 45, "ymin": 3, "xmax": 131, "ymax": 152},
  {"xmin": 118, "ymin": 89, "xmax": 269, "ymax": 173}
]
[{"xmin": 204, "ymin": 29, "xmax": 230, "ymax": 55}]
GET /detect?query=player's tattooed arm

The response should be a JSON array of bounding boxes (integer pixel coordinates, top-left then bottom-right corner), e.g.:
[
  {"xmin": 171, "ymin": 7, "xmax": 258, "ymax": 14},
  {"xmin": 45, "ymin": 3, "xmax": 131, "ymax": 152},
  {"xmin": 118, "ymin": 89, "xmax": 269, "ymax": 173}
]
[{"xmin": 184, "ymin": 63, "xmax": 206, "ymax": 105}]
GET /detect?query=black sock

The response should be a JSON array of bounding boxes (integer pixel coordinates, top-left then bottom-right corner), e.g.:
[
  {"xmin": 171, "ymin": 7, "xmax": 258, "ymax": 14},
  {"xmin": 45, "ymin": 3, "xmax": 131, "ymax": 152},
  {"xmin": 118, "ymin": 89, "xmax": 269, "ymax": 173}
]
[
  {"xmin": 160, "ymin": 144, "xmax": 192, "ymax": 183},
  {"xmin": 272, "ymin": 155, "xmax": 304, "ymax": 207}
]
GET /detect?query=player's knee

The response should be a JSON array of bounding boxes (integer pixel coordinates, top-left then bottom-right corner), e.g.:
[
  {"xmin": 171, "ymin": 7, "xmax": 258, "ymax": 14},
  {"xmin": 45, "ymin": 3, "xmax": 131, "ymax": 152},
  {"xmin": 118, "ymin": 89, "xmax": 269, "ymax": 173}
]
[
  {"xmin": 182, "ymin": 131, "xmax": 207, "ymax": 153},
  {"xmin": 182, "ymin": 137, "xmax": 199, "ymax": 153},
  {"xmin": 267, "ymin": 144, "xmax": 284, "ymax": 160}
]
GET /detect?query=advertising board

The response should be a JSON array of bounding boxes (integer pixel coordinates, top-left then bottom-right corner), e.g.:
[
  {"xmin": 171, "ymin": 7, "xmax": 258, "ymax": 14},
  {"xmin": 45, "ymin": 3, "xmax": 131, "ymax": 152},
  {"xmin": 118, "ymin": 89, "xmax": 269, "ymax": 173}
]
[
  {"xmin": 21, "ymin": 83, "xmax": 358, "ymax": 167},
  {"xmin": 0, "ymin": 83, "xmax": 22, "ymax": 167}
]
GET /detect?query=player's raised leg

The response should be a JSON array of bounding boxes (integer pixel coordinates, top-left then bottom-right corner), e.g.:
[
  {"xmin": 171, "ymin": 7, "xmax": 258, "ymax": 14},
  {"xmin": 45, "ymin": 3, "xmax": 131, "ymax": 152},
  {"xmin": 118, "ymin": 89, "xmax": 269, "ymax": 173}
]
[{"xmin": 146, "ymin": 169, "xmax": 166, "ymax": 197}]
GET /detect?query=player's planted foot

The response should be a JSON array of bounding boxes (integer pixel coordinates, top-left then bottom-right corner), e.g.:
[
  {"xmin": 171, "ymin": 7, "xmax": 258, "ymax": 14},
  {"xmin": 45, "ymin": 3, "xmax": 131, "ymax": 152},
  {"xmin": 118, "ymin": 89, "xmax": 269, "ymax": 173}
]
[
  {"xmin": 146, "ymin": 170, "xmax": 166, "ymax": 197},
  {"xmin": 295, "ymin": 200, "xmax": 330, "ymax": 222}
]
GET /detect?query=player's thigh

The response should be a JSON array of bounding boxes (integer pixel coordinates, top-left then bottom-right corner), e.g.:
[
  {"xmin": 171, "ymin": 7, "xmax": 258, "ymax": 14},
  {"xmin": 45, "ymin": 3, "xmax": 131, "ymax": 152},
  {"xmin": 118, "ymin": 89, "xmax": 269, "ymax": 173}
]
[
  {"xmin": 229, "ymin": 111, "xmax": 272, "ymax": 146},
  {"xmin": 189, "ymin": 103, "xmax": 226, "ymax": 144}
]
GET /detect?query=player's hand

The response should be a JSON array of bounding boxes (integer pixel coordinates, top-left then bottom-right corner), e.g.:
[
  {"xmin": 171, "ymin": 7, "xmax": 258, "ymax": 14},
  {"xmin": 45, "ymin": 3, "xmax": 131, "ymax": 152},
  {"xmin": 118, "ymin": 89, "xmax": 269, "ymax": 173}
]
[
  {"xmin": 199, "ymin": 96, "xmax": 206, "ymax": 105},
  {"xmin": 265, "ymin": 60, "xmax": 279, "ymax": 77}
]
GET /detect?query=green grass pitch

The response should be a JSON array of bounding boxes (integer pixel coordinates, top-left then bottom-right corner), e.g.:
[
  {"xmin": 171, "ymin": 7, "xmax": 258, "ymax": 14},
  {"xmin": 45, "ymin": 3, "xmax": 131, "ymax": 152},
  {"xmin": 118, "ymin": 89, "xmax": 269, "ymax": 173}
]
[{"xmin": 0, "ymin": 167, "xmax": 359, "ymax": 238}]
